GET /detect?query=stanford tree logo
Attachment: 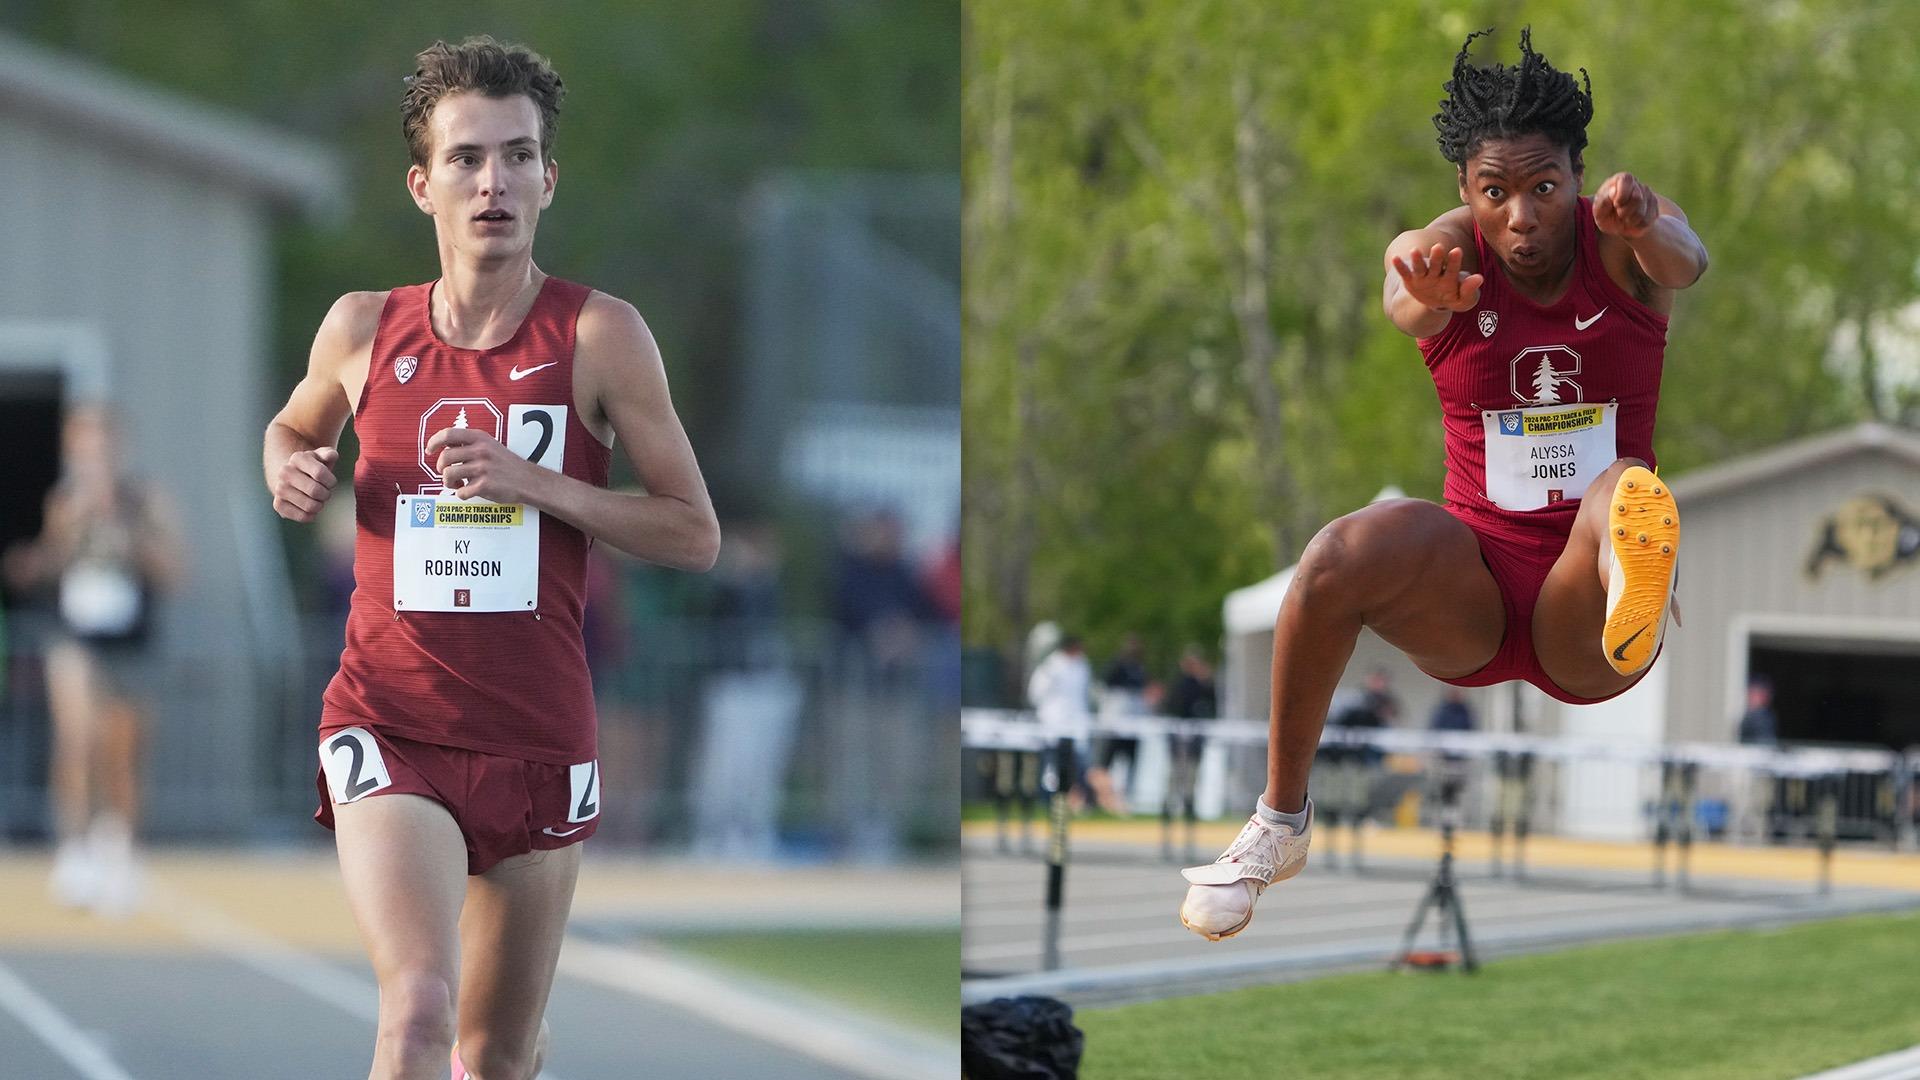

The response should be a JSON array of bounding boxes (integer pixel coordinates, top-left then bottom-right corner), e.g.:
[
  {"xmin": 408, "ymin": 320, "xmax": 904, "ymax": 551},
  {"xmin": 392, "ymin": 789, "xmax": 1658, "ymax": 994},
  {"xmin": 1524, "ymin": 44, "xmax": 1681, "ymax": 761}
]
[{"xmin": 1508, "ymin": 344, "xmax": 1583, "ymax": 405}]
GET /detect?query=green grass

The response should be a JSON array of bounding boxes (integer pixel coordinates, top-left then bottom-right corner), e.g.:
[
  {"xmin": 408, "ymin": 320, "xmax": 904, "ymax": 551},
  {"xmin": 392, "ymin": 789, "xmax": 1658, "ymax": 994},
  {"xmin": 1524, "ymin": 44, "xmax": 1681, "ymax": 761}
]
[
  {"xmin": 658, "ymin": 928, "xmax": 958, "ymax": 1037},
  {"xmin": 1077, "ymin": 911, "xmax": 1920, "ymax": 1079}
]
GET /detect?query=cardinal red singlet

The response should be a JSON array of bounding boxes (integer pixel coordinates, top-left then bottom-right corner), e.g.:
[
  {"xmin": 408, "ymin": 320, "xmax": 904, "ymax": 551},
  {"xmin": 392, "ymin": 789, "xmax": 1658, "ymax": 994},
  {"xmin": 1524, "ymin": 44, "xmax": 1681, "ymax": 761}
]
[
  {"xmin": 1418, "ymin": 196, "xmax": 1668, "ymax": 539},
  {"xmin": 1414, "ymin": 197, "xmax": 1670, "ymax": 704},
  {"xmin": 322, "ymin": 277, "xmax": 609, "ymax": 764}
]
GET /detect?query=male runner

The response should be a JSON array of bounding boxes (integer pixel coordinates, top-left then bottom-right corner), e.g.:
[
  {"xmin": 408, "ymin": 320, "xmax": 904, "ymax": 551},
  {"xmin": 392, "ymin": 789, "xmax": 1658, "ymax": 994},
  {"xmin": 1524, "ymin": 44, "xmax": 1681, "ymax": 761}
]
[
  {"xmin": 264, "ymin": 37, "xmax": 719, "ymax": 1079},
  {"xmin": 1179, "ymin": 28, "xmax": 1707, "ymax": 940}
]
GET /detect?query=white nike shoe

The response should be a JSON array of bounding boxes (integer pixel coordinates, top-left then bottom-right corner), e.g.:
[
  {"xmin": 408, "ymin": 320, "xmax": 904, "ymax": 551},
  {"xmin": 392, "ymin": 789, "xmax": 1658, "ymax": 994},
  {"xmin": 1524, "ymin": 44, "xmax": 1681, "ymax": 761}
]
[{"xmin": 1179, "ymin": 801, "xmax": 1312, "ymax": 941}]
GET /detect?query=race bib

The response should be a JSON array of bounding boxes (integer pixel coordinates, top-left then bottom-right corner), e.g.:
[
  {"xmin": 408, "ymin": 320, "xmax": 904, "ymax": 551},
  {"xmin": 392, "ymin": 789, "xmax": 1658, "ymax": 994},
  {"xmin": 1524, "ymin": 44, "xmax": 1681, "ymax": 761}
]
[
  {"xmin": 1481, "ymin": 402, "xmax": 1618, "ymax": 511},
  {"xmin": 392, "ymin": 496, "xmax": 539, "ymax": 611},
  {"xmin": 394, "ymin": 403, "xmax": 568, "ymax": 613}
]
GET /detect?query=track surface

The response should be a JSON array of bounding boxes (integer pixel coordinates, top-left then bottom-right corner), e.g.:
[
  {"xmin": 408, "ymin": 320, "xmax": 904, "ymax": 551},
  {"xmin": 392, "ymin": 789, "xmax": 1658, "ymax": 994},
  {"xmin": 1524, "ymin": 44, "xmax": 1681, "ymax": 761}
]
[
  {"xmin": 962, "ymin": 820, "xmax": 1920, "ymax": 1006},
  {"xmin": 0, "ymin": 847, "xmax": 958, "ymax": 1080}
]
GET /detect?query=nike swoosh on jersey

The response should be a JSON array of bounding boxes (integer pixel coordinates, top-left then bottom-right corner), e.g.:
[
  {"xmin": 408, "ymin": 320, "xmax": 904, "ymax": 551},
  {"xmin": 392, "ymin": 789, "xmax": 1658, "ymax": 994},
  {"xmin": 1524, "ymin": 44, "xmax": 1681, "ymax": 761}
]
[
  {"xmin": 509, "ymin": 362, "xmax": 559, "ymax": 381},
  {"xmin": 1575, "ymin": 308, "xmax": 1608, "ymax": 331},
  {"xmin": 1611, "ymin": 622, "xmax": 1650, "ymax": 662},
  {"xmin": 542, "ymin": 825, "xmax": 587, "ymax": 838}
]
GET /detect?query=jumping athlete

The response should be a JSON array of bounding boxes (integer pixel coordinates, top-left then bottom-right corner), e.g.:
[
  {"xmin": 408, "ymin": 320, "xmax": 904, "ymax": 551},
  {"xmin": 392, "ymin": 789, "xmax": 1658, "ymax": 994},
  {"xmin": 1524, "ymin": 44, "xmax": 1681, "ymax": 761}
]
[
  {"xmin": 264, "ymin": 38, "xmax": 719, "ymax": 1079},
  {"xmin": 1179, "ymin": 28, "xmax": 1706, "ymax": 941}
]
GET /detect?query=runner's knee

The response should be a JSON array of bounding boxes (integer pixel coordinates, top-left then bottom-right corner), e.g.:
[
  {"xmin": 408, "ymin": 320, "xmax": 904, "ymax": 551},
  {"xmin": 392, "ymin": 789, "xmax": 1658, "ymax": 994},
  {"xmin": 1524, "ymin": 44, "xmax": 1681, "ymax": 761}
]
[
  {"xmin": 1294, "ymin": 500, "xmax": 1441, "ymax": 606},
  {"xmin": 377, "ymin": 970, "xmax": 455, "ymax": 1053}
]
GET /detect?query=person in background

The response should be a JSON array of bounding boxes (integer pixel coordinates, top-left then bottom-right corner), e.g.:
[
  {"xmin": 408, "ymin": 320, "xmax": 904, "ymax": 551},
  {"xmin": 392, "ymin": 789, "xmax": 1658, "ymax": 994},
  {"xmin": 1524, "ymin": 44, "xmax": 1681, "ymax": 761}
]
[
  {"xmin": 1097, "ymin": 632, "xmax": 1150, "ymax": 787},
  {"xmin": 1736, "ymin": 676, "xmax": 1778, "ymax": 746},
  {"xmin": 4, "ymin": 406, "xmax": 182, "ymax": 916},
  {"xmin": 1429, "ymin": 687, "xmax": 1476, "ymax": 732}
]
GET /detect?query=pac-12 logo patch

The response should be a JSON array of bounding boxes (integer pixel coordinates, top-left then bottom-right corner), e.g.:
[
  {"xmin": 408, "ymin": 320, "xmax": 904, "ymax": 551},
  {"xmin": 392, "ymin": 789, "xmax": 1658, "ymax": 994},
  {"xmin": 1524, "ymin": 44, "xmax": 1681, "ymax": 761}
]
[
  {"xmin": 410, "ymin": 498, "xmax": 435, "ymax": 527},
  {"xmin": 394, "ymin": 355, "xmax": 419, "ymax": 383},
  {"xmin": 1497, "ymin": 411, "xmax": 1524, "ymax": 436},
  {"xmin": 1478, "ymin": 310, "xmax": 1498, "ymax": 338}
]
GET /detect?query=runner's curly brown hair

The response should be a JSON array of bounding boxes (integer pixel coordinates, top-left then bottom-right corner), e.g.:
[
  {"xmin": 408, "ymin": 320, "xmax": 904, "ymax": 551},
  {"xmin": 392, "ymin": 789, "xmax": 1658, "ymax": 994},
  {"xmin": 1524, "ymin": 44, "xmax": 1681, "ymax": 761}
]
[{"xmin": 401, "ymin": 36, "xmax": 565, "ymax": 168}]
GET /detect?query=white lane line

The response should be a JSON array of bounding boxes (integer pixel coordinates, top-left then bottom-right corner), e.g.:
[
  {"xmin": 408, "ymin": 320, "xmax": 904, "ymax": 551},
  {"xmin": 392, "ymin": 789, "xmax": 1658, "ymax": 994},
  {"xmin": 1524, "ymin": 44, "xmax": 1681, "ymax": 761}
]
[
  {"xmin": 148, "ymin": 884, "xmax": 581, "ymax": 1080},
  {"xmin": 0, "ymin": 957, "xmax": 140, "ymax": 1080},
  {"xmin": 560, "ymin": 936, "xmax": 957, "ymax": 1080}
]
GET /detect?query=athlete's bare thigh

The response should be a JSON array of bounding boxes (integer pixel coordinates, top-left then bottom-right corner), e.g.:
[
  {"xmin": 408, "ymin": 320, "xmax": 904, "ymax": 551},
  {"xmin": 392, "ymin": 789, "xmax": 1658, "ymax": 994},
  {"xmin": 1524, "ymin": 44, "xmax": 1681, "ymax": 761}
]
[
  {"xmin": 456, "ymin": 845, "xmax": 581, "ymax": 1076},
  {"xmin": 1329, "ymin": 499, "xmax": 1505, "ymax": 678},
  {"xmin": 332, "ymin": 794, "xmax": 468, "ymax": 1004},
  {"xmin": 1531, "ymin": 457, "xmax": 1648, "ymax": 700}
]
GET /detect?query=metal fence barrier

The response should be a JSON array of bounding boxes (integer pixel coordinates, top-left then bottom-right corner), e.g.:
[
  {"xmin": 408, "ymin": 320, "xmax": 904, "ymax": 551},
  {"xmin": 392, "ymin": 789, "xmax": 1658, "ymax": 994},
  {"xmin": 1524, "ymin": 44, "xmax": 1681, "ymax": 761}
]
[{"xmin": 962, "ymin": 708, "xmax": 1920, "ymax": 895}]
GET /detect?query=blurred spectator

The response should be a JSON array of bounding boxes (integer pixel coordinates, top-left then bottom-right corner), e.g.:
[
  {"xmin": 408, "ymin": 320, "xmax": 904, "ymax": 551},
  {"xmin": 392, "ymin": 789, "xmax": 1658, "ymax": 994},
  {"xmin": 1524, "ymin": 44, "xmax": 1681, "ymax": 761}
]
[
  {"xmin": 1096, "ymin": 633, "xmax": 1149, "ymax": 783},
  {"xmin": 713, "ymin": 520, "xmax": 784, "ymax": 623},
  {"xmin": 1163, "ymin": 646, "xmax": 1217, "ymax": 721},
  {"xmin": 1163, "ymin": 647, "xmax": 1216, "ymax": 829},
  {"xmin": 1102, "ymin": 633, "xmax": 1149, "ymax": 707},
  {"xmin": 832, "ymin": 508, "xmax": 934, "ymax": 670},
  {"xmin": 1429, "ymin": 687, "xmax": 1476, "ymax": 732},
  {"xmin": 1027, "ymin": 634, "xmax": 1091, "ymax": 726},
  {"xmin": 2, "ymin": 407, "xmax": 181, "ymax": 916},
  {"xmin": 1028, "ymin": 634, "xmax": 1123, "ymax": 813},
  {"xmin": 1334, "ymin": 667, "xmax": 1399, "ymax": 729},
  {"xmin": 1737, "ymin": 676, "xmax": 1778, "ymax": 745}
]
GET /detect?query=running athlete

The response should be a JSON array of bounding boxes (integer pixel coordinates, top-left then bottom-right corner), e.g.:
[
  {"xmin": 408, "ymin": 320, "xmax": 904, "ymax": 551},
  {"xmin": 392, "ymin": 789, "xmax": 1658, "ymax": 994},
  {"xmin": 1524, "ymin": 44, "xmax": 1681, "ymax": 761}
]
[
  {"xmin": 1180, "ymin": 28, "xmax": 1707, "ymax": 941},
  {"xmin": 264, "ymin": 38, "xmax": 719, "ymax": 1079}
]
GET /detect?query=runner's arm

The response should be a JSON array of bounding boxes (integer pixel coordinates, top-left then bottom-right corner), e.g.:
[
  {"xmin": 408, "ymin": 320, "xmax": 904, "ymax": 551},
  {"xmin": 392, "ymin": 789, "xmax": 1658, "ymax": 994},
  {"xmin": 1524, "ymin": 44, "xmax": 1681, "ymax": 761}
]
[
  {"xmin": 1383, "ymin": 207, "xmax": 1481, "ymax": 338},
  {"xmin": 466, "ymin": 294, "xmax": 720, "ymax": 572},
  {"xmin": 1592, "ymin": 173, "xmax": 1708, "ymax": 290},
  {"xmin": 264, "ymin": 293, "xmax": 378, "ymax": 522}
]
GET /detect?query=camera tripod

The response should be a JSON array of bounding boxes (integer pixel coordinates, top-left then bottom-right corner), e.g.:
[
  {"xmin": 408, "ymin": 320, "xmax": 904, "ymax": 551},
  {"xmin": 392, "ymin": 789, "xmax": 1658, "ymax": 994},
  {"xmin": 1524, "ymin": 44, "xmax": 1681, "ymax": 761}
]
[{"xmin": 1391, "ymin": 777, "xmax": 1479, "ymax": 973}]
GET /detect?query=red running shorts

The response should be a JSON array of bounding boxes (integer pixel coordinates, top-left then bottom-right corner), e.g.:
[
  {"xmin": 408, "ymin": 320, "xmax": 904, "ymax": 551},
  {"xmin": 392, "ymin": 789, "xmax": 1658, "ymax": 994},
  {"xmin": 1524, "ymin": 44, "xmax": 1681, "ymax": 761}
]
[{"xmin": 314, "ymin": 725, "xmax": 601, "ymax": 875}]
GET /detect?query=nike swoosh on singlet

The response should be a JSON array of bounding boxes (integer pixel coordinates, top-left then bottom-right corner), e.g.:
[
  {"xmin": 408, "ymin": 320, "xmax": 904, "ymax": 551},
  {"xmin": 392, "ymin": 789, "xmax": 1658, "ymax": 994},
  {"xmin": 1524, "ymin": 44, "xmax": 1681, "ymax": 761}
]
[
  {"xmin": 508, "ymin": 362, "xmax": 558, "ymax": 381},
  {"xmin": 1575, "ymin": 308, "xmax": 1608, "ymax": 331},
  {"xmin": 1612, "ymin": 623, "xmax": 1650, "ymax": 662},
  {"xmin": 542, "ymin": 825, "xmax": 587, "ymax": 838}
]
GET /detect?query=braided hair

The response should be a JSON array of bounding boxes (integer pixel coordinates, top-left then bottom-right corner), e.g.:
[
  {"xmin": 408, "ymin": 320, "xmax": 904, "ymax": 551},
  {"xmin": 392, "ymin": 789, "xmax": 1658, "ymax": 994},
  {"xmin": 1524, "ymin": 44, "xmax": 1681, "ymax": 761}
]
[{"xmin": 1433, "ymin": 27, "xmax": 1592, "ymax": 169}]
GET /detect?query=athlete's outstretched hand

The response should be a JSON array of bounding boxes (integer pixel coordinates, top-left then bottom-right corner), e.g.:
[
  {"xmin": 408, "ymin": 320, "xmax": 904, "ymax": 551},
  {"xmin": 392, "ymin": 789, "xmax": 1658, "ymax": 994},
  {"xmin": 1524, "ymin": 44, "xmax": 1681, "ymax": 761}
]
[
  {"xmin": 271, "ymin": 446, "xmax": 339, "ymax": 523},
  {"xmin": 1390, "ymin": 243, "xmax": 1483, "ymax": 313},
  {"xmin": 1593, "ymin": 172, "xmax": 1661, "ymax": 239},
  {"xmin": 428, "ymin": 427, "xmax": 537, "ymax": 504}
]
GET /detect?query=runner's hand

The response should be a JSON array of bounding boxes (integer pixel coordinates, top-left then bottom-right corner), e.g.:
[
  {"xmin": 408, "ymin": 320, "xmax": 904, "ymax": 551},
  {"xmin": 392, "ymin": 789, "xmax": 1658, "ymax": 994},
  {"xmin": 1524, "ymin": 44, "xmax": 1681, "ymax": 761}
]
[
  {"xmin": 428, "ymin": 427, "xmax": 536, "ymax": 504},
  {"xmin": 1390, "ymin": 243, "xmax": 1483, "ymax": 313},
  {"xmin": 272, "ymin": 446, "xmax": 339, "ymax": 522},
  {"xmin": 1593, "ymin": 172, "xmax": 1660, "ymax": 239}
]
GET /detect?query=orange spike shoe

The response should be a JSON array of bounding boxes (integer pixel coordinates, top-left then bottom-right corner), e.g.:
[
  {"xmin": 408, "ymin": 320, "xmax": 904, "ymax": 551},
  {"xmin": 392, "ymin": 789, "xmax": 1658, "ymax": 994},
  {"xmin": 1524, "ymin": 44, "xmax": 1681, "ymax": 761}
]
[{"xmin": 1603, "ymin": 466, "xmax": 1679, "ymax": 675}]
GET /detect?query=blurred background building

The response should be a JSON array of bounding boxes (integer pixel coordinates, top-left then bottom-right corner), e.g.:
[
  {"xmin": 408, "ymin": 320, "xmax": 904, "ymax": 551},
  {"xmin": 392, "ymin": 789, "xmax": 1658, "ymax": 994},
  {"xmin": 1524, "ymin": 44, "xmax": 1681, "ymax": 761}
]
[{"xmin": 0, "ymin": 6, "xmax": 958, "ymax": 862}]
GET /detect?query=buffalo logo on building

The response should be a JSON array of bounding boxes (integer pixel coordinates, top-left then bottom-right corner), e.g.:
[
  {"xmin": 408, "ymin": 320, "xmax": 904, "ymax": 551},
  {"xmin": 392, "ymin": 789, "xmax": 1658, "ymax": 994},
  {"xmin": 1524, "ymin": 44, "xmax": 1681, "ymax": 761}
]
[{"xmin": 1806, "ymin": 494, "xmax": 1920, "ymax": 581}]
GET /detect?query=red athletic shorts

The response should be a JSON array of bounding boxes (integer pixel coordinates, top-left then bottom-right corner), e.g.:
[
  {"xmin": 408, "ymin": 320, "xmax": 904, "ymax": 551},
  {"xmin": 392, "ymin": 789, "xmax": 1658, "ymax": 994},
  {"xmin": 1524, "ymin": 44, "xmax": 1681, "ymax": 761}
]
[
  {"xmin": 314, "ymin": 725, "xmax": 602, "ymax": 875},
  {"xmin": 1424, "ymin": 506, "xmax": 1652, "ymax": 706}
]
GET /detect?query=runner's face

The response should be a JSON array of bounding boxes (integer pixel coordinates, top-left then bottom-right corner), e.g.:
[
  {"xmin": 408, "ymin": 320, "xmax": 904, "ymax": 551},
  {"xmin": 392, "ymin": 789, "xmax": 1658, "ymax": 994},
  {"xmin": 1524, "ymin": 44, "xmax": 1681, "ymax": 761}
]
[
  {"xmin": 412, "ymin": 92, "xmax": 555, "ymax": 257},
  {"xmin": 1457, "ymin": 133, "xmax": 1581, "ymax": 284}
]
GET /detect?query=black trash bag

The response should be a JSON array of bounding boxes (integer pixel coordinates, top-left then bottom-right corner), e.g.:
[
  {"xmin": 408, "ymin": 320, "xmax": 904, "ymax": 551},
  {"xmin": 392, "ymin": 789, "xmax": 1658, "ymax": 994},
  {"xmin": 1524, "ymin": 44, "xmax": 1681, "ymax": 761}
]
[{"xmin": 961, "ymin": 995, "xmax": 1084, "ymax": 1080}]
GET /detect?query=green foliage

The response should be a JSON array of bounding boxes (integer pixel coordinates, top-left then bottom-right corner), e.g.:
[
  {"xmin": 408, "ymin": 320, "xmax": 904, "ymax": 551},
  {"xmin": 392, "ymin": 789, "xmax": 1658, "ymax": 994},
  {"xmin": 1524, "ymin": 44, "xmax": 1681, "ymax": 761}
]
[
  {"xmin": 1078, "ymin": 910, "xmax": 1920, "ymax": 1079},
  {"xmin": 965, "ymin": 0, "xmax": 1920, "ymax": 671}
]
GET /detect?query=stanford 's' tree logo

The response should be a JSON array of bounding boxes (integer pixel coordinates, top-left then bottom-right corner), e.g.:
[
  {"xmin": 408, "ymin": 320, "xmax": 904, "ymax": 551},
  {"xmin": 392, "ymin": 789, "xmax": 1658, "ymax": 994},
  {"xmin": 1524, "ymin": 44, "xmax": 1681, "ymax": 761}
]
[
  {"xmin": 1509, "ymin": 345, "xmax": 1583, "ymax": 405},
  {"xmin": 416, "ymin": 398, "xmax": 503, "ymax": 489}
]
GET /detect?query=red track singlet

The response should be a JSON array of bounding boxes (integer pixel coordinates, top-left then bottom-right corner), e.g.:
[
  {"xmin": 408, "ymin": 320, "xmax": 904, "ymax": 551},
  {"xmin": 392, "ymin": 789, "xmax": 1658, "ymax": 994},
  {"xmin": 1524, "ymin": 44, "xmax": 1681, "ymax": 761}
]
[
  {"xmin": 322, "ymin": 277, "xmax": 610, "ymax": 764},
  {"xmin": 1418, "ymin": 196, "xmax": 1669, "ymax": 539}
]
